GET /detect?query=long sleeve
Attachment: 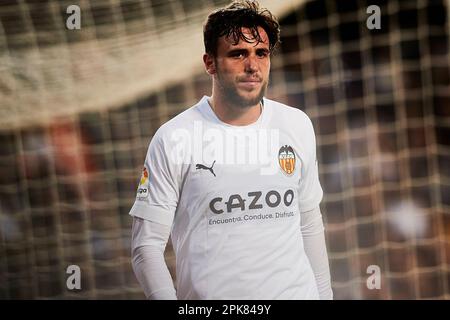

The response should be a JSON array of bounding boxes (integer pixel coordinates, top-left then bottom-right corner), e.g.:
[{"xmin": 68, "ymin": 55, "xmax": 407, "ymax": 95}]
[
  {"xmin": 301, "ymin": 206, "xmax": 333, "ymax": 300},
  {"xmin": 131, "ymin": 216, "xmax": 177, "ymax": 300}
]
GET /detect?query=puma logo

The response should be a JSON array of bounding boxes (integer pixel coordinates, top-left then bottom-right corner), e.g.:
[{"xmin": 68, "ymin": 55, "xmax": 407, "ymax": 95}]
[{"xmin": 196, "ymin": 160, "xmax": 216, "ymax": 177}]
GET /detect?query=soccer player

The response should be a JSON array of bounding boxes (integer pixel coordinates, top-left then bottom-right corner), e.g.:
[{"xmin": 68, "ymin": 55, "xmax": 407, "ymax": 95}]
[{"xmin": 130, "ymin": 0, "xmax": 333, "ymax": 300}]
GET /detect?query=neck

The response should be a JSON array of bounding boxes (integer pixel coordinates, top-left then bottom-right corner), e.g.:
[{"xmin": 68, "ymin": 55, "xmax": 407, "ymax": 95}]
[{"xmin": 209, "ymin": 91, "xmax": 262, "ymax": 126}]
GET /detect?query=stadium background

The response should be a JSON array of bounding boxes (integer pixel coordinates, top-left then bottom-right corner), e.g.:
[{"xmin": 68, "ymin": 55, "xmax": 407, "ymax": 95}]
[{"xmin": 0, "ymin": 0, "xmax": 449, "ymax": 299}]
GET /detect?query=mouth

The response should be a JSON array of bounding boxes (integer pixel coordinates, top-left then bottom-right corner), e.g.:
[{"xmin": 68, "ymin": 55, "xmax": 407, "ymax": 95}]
[
  {"xmin": 240, "ymin": 80, "xmax": 261, "ymax": 83},
  {"xmin": 239, "ymin": 77, "xmax": 262, "ymax": 83},
  {"xmin": 238, "ymin": 78, "xmax": 262, "ymax": 89}
]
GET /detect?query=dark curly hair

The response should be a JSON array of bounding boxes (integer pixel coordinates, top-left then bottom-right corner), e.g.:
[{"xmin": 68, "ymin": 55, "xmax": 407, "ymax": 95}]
[{"xmin": 203, "ymin": 0, "xmax": 281, "ymax": 57}]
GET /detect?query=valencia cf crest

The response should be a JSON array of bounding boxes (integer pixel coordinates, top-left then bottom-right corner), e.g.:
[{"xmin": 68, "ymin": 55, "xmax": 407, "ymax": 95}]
[{"xmin": 278, "ymin": 145, "xmax": 296, "ymax": 175}]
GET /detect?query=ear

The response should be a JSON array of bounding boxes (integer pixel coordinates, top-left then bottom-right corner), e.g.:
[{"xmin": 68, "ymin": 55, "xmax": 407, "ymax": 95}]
[{"xmin": 203, "ymin": 53, "xmax": 216, "ymax": 75}]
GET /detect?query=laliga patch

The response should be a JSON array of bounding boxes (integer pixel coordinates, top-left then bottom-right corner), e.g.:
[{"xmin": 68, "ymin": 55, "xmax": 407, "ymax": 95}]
[
  {"xmin": 278, "ymin": 145, "xmax": 296, "ymax": 176},
  {"xmin": 137, "ymin": 166, "xmax": 149, "ymax": 200}
]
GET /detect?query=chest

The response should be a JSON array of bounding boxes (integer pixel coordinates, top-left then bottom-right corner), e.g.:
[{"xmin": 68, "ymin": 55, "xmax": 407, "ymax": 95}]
[{"xmin": 179, "ymin": 128, "xmax": 309, "ymax": 202}]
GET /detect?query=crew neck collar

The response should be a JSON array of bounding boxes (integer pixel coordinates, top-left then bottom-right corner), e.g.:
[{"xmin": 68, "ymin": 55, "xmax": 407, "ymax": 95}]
[{"xmin": 200, "ymin": 95, "xmax": 267, "ymax": 128}]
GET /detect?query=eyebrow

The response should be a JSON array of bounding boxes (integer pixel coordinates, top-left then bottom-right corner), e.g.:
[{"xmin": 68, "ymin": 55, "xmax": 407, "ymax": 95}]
[
  {"xmin": 256, "ymin": 48, "xmax": 270, "ymax": 54},
  {"xmin": 226, "ymin": 47, "xmax": 270, "ymax": 55},
  {"xmin": 227, "ymin": 49, "xmax": 248, "ymax": 55}
]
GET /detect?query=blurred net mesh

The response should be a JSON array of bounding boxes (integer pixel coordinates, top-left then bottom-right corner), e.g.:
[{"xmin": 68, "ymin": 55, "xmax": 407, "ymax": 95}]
[{"xmin": 0, "ymin": 0, "xmax": 449, "ymax": 299}]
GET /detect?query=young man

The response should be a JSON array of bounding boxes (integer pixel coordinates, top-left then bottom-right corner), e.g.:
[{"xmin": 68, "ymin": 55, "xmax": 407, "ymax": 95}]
[{"xmin": 130, "ymin": 0, "xmax": 333, "ymax": 300}]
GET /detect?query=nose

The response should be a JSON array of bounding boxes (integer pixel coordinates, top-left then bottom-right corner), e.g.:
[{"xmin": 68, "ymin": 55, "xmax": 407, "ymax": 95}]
[{"xmin": 244, "ymin": 55, "xmax": 258, "ymax": 74}]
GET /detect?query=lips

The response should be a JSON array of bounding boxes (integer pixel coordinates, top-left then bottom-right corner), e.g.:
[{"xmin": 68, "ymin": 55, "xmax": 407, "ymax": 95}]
[
  {"xmin": 239, "ymin": 78, "xmax": 262, "ymax": 83},
  {"xmin": 238, "ymin": 78, "xmax": 262, "ymax": 90},
  {"xmin": 240, "ymin": 80, "xmax": 261, "ymax": 84}
]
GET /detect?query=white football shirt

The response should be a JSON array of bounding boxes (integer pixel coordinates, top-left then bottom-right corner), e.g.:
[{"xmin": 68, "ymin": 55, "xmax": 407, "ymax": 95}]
[{"xmin": 129, "ymin": 96, "xmax": 323, "ymax": 299}]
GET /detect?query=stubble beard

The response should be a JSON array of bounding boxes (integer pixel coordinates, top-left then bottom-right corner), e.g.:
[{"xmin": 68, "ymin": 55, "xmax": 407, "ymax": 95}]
[{"xmin": 216, "ymin": 71, "xmax": 268, "ymax": 109}]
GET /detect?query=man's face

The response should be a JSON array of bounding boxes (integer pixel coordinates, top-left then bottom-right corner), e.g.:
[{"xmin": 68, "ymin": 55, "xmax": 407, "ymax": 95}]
[{"xmin": 208, "ymin": 27, "xmax": 271, "ymax": 108}]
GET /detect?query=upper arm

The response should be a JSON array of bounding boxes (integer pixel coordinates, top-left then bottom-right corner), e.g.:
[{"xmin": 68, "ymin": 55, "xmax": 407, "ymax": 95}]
[
  {"xmin": 129, "ymin": 131, "xmax": 180, "ymax": 226},
  {"xmin": 298, "ymin": 117, "xmax": 323, "ymax": 212}
]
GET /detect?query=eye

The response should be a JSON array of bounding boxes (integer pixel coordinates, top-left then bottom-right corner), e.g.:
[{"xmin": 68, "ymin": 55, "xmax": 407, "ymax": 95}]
[
  {"xmin": 256, "ymin": 50, "xmax": 269, "ymax": 58},
  {"xmin": 230, "ymin": 51, "xmax": 245, "ymax": 58}
]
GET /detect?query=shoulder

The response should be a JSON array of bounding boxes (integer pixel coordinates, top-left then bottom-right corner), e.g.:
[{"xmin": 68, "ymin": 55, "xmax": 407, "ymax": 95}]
[
  {"xmin": 264, "ymin": 98, "xmax": 315, "ymax": 131},
  {"xmin": 151, "ymin": 102, "xmax": 204, "ymax": 144}
]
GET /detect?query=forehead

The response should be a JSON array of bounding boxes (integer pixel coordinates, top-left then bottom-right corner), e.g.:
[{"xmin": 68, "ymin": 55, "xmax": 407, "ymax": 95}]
[{"xmin": 218, "ymin": 26, "xmax": 270, "ymax": 51}]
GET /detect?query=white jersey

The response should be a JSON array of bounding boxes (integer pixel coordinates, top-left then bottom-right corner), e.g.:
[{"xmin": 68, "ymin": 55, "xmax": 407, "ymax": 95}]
[{"xmin": 129, "ymin": 96, "xmax": 323, "ymax": 299}]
